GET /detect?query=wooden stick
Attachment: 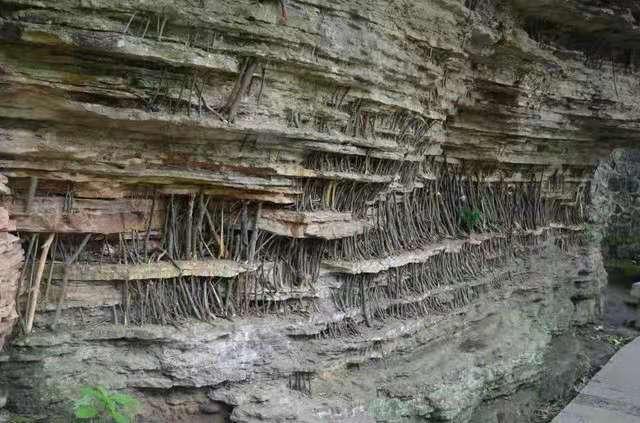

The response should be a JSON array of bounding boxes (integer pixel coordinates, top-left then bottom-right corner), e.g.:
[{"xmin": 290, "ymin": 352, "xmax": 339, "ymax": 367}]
[
  {"xmin": 25, "ymin": 233, "xmax": 55, "ymax": 334},
  {"xmin": 42, "ymin": 235, "xmax": 57, "ymax": 308},
  {"xmin": 143, "ymin": 190, "xmax": 157, "ymax": 258},
  {"xmin": 23, "ymin": 234, "xmax": 39, "ymax": 318},
  {"xmin": 257, "ymin": 64, "xmax": 266, "ymax": 105},
  {"xmin": 186, "ymin": 194, "xmax": 195, "ymax": 259},
  {"xmin": 227, "ymin": 59, "xmax": 258, "ymax": 121},
  {"xmin": 360, "ymin": 278, "xmax": 371, "ymax": 327},
  {"xmin": 202, "ymin": 205, "xmax": 226, "ymax": 257},
  {"xmin": 194, "ymin": 80, "xmax": 228, "ymax": 122},
  {"xmin": 241, "ymin": 202, "xmax": 249, "ymax": 260},
  {"xmin": 15, "ymin": 234, "xmax": 37, "ymax": 318},
  {"xmin": 141, "ymin": 17, "xmax": 150, "ymax": 38},
  {"xmin": 25, "ymin": 176, "xmax": 38, "ymax": 214},
  {"xmin": 122, "ymin": 11, "xmax": 137, "ymax": 34},
  {"xmin": 122, "ymin": 233, "xmax": 130, "ymax": 326},
  {"xmin": 52, "ymin": 234, "xmax": 91, "ymax": 328}
]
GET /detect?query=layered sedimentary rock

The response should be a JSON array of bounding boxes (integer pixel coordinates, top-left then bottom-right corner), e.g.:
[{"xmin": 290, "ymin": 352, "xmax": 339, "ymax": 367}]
[
  {"xmin": 0, "ymin": 0, "xmax": 639, "ymax": 421},
  {"xmin": 593, "ymin": 149, "xmax": 640, "ymax": 267},
  {"xmin": 0, "ymin": 175, "xmax": 22, "ymax": 351}
]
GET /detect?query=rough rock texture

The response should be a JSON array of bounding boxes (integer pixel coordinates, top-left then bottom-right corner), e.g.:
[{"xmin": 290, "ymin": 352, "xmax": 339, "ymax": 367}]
[
  {"xmin": 2, "ymin": 238, "xmax": 607, "ymax": 422},
  {"xmin": 0, "ymin": 0, "xmax": 638, "ymax": 421},
  {"xmin": 0, "ymin": 235, "xmax": 21, "ymax": 351},
  {"xmin": 0, "ymin": 176, "xmax": 21, "ymax": 351},
  {"xmin": 592, "ymin": 149, "xmax": 640, "ymax": 265}
]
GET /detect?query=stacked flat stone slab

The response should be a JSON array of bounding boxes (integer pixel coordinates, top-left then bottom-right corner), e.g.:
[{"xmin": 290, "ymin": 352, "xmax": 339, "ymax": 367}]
[
  {"xmin": 0, "ymin": 0, "xmax": 637, "ymax": 421},
  {"xmin": 0, "ymin": 176, "xmax": 21, "ymax": 350},
  {"xmin": 553, "ymin": 337, "xmax": 640, "ymax": 423}
]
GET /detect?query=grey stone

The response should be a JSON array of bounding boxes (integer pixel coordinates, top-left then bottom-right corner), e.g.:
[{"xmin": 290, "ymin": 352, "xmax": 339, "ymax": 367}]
[
  {"xmin": 0, "ymin": 0, "xmax": 637, "ymax": 422},
  {"xmin": 553, "ymin": 338, "xmax": 640, "ymax": 423}
]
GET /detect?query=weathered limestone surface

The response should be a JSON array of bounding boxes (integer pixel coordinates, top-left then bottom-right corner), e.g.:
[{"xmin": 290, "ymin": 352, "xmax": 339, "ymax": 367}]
[
  {"xmin": 553, "ymin": 337, "xmax": 640, "ymax": 423},
  {"xmin": 0, "ymin": 177, "xmax": 22, "ymax": 351},
  {"xmin": 2, "ymin": 240, "xmax": 607, "ymax": 422},
  {"xmin": 0, "ymin": 0, "xmax": 638, "ymax": 421},
  {"xmin": 593, "ymin": 149, "xmax": 640, "ymax": 265}
]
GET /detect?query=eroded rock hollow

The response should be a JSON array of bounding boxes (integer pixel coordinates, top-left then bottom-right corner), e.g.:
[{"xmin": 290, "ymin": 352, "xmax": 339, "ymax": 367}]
[{"xmin": 0, "ymin": 0, "xmax": 639, "ymax": 421}]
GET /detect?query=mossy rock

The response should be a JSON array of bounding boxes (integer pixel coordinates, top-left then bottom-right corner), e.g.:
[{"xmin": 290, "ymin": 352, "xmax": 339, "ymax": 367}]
[{"xmin": 605, "ymin": 259, "xmax": 640, "ymax": 281}]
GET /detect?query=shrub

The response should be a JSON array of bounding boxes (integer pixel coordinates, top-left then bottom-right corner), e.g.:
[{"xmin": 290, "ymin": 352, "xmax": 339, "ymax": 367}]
[
  {"xmin": 73, "ymin": 386, "xmax": 140, "ymax": 423},
  {"xmin": 460, "ymin": 207, "xmax": 482, "ymax": 232}
]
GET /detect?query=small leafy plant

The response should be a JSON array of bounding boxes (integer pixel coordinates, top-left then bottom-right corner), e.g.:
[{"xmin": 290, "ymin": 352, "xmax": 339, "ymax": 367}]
[
  {"xmin": 73, "ymin": 386, "xmax": 140, "ymax": 423},
  {"xmin": 460, "ymin": 207, "xmax": 482, "ymax": 232}
]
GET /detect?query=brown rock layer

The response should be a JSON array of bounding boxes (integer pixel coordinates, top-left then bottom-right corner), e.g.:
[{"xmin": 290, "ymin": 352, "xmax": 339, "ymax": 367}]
[
  {"xmin": 0, "ymin": 177, "xmax": 22, "ymax": 351},
  {"xmin": 0, "ymin": 0, "xmax": 638, "ymax": 421}
]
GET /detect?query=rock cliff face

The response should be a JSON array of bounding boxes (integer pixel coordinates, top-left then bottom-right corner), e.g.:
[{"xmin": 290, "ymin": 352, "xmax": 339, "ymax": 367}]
[
  {"xmin": 593, "ymin": 149, "xmax": 640, "ymax": 268},
  {"xmin": 0, "ymin": 0, "xmax": 639, "ymax": 421},
  {"xmin": 0, "ymin": 176, "xmax": 22, "ymax": 351}
]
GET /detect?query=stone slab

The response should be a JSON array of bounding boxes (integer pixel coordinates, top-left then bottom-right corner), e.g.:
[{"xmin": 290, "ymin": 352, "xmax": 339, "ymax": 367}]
[{"xmin": 553, "ymin": 336, "xmax": 640, "ymax": 423}]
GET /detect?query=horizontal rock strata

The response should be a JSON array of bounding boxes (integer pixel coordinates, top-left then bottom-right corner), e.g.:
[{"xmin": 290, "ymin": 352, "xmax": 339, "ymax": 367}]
[
  {"xmin": 0, "ymin": 177, "xmax": 22, "ymax": 351},
  {"xmin": 0, "ymin": 0, "xmax": 638, "ymax": 421}
]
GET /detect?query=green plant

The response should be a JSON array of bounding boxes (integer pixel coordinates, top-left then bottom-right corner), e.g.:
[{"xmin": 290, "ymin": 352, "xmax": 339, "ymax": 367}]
[
  {"xmin": 73, "ymin": 386, "xmax": 140, "ymax": 423},
  {"xmin": 460, "ymin": 207, "xmax": 482, "ymax": 232},
  {"xmin": 606, "ymin": 335, "xmax": 631, "ymax": 348}
]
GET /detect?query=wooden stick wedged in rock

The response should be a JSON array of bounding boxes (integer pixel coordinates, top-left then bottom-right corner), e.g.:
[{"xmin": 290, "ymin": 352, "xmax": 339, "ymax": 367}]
[
  {"xmin": 193, "ymin": 76, "xmax": 228, "ymax": 122},
  {"xmin": 15, "ymin": 234, "xmax": 37, "ymax": 318},
  {"xmin": 227, "ymin": 58, "xmax": 258, "ymax": 121},
  {"xmin": 24, "ymin": 233, "xmax": 55, "ymax": 334},
  {"xmin": 122, "ymin": 233, "xmax": 130, "ymax": 326},
  {"xmin": 143, "ymin": 190, "xmax": 157, "ymax": 257},
  {"xmin": 186, "ymin": 194, "xmax": 195, "ymax": 259},
  {"xmin": 52, "ymin": 233, "xmax": 91, "ymax": 328},
  {"xmin": 42, "ymin": 236, "xmax": 58, "ymax": 309},
  {"xmin": 25, "ymin": 176, "xmax": 38, "ymax": 214},
  {"xmin": 195, "ymin": 194, "xmax": 206, "ymax": 258}
]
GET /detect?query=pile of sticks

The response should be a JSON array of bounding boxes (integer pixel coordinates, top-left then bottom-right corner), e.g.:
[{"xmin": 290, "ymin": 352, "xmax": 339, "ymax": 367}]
[
  {"xmin": 330, "ymin": 236, "xmax": 516, "ymax": 332},
  {"xmin": 296, "ymin": 179, "xmax": 387, "ymax": 216},
  {"xmin": 304, "ymin": 152, "xmax": 405, "ymax": 177}
]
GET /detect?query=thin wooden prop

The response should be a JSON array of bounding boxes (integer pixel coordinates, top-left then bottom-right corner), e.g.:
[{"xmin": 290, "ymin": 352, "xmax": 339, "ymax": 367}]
[
  {"xmin": 194, "ymin": 80, "xmax": 228, "ymax": 122},
  {"xmin": 24, "ymin": 233, "xmax": 55, "ymax": 334},
  {"xmin": 52, "ymin": 234, "xmax": 91, "ymax": 328},
  {"xmin": 186, "ymin": 194, "xmax": 195, "ymax": 259},
  {"xmin": 15, "ymin": 234, "xmax": 37, "ymax": 318},
  {"xmin": 25, "ymin": 176, "xmax": 38, "ymax": 213},
  {"xmin": 227, "ymin": 58, "xmax": 258, "ymax": 121},
  {"xmin": 122, "ymin": 11, "xmax": 137, "ymax": 34},
  {"xmin": 143, "ymin": 190, "xmax": 157, "ymax": 257},
  {"xmin": 23, "ymin": 234, "xmax": 40, "ymax": 324},
  {"xmin": 42, "ymin": 235, "xmax": 57, "ymax": 308},
  {"xmin": 122, "ymin": 233, "xmax": 130, "ymax": 326}
]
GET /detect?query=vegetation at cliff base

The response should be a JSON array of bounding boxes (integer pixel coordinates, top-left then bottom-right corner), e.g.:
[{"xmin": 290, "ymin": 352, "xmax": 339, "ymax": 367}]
[{"xmin": 73, "ymin": 386, "xmax": 139, "ymax": 423}]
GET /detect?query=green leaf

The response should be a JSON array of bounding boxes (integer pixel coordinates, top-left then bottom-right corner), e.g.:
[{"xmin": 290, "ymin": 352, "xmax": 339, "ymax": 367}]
[
  {"xmin": 112, "ymin": 411, "xmax": 130, "ymax": 423},
  {"xmin": 80, "ymin": 386, "xmax": 98, "ymax": 397},
  {"xmin": 111, "ymin": 393, "xmax": 139, "ymax": 407},
  {"xmin": 74, "ymin": 404, "xmax": 99, "ymax": 419},
  {"xmin": 95, "ymin": 386, "xmax": 110, "ymax": 399},
  {"xmin": 105, "ymin": 399, "xmax": 118, "ymax": 416},
  {"xmin": 74, "ymin": 395, "xmax": 93, "ymax": 407}
]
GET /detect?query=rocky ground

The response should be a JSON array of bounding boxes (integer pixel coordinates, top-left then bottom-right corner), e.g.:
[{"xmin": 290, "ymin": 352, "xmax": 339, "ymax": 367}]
[{"xmin": 532, "ymin": 264, "xmax": 640, "ymax": 423}]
